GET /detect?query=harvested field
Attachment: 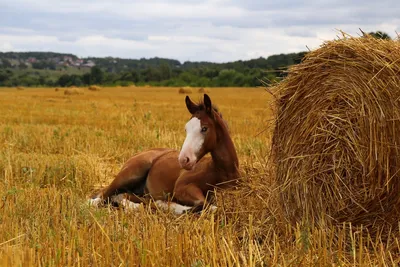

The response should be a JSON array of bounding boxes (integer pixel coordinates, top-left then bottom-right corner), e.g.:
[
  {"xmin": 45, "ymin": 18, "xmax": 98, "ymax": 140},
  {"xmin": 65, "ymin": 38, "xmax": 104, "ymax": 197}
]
[{"xmin": 0, "ymin": 85, "xmax": 398, "ymax": 265}]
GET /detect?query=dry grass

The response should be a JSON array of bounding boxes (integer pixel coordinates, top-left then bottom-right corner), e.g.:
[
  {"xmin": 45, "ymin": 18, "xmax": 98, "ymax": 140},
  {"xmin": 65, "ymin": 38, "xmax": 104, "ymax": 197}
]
[
  {"xmin": 271, "ymin": 35, "xmax": 400, "ymax": 239},
  {"xmin": 179, "ymin": 86, "xmax": 193, "ymax": 94},
  {"xmin": 64, "ymin": 87, "xmax": 85, "ymax": 95},
  {"xmin": 0, "ymin": 86, "xmax": 398, "ymax": 265},
  {"xmin": 16, "ymin": 86, "xmax": 24, "ymax": 90}
]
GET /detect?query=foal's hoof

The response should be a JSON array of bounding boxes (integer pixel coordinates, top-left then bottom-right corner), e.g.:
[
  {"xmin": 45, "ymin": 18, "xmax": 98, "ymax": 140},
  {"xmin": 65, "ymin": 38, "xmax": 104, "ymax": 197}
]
[
  {"xmin": 87, "ymin": 197, "xmax": 102, "ymax": 207},
  {"xmin": 184, "ymin": 204, "xmax": 218, "ymax": 214},
  {"xmin": 188, "ymin": 205, "xmax": 204, "ymax": 214},
  {"xmin": 120, "ymin": 199, "xmax": 142, "ymax": 211}
]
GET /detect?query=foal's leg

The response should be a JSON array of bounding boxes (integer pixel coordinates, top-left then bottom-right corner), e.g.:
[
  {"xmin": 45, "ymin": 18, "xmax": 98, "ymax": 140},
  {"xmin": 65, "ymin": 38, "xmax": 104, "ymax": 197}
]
[
  {"xmin": 89, "ymin": 149, "xmax": 172, "ymax": 206},
  {"xmin": 111, "ymin": 193, "xmax": 144, "ymax": 210},
  {"xmin": 154, "ymin": 200, "xmax": 192, "ymax": 214},
  {"xmin": 116, "ymin": 194, "xmax": 193, "ymax": 214},
  {"xmin": 89, "ymin": 158, "xmax": 150, "ymax": 206},
  {"xmin": 173, "ymin": 183, "xmax": 216, "ymax": 213},
  {"xmin": 146, "ymin": 182, "xmax": 205, "ymax": 215},
  {"xmin": 174, "ymin": 183, "xmax": 206, "ymax": 206}
]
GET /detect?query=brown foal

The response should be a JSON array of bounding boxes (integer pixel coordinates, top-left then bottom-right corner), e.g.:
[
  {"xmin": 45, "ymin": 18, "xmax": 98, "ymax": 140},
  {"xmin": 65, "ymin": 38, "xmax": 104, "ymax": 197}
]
[{"xmin": 89, "ymin": 94, "xmax": 239, "ymax": 214}]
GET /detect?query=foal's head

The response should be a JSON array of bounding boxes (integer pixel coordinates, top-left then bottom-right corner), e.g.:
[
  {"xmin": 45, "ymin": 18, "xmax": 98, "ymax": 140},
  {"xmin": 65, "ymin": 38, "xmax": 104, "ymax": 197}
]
[{"xmin": 178, "ymin": 94, "xmax": 226, "ymax": 170}]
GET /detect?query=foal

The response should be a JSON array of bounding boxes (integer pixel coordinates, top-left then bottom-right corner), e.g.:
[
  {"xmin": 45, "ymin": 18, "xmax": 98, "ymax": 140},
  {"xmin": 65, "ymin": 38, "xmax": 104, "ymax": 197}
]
[{"xmin": 89, "ymin": 94, "xmax": 239, "ymax": 214}]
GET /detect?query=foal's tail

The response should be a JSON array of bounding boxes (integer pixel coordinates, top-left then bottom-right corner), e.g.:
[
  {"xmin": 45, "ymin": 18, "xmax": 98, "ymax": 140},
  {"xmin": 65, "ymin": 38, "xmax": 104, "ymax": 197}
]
[{"xmin": 92, "ymin": 148, "xmax": 175, "ymax": 201}]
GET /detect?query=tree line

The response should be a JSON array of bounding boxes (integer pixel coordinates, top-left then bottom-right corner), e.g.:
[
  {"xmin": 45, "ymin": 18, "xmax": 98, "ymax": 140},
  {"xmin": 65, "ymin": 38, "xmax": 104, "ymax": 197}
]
[
  {"xmin": 0, "ymin": 31, "xmax": 393, "ymax": 87},
  {"xmin": 0, "ymin": 52, "xmax": 307, "ymax": 87}
]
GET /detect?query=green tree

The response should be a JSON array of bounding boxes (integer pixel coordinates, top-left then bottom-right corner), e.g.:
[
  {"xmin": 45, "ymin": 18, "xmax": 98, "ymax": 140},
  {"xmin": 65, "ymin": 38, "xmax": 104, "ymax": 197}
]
[
  {"xmin": 216, "ymin": 69, "xmax": 238, "ymax": 86},
  {"xmin": 141, "ymin": 67, "xmax": 162, "ymax": 82},
  {"xmin": 1, "ymin": 59, "xmax": 12, "ymax": 68},
  {"xmin": 119, "ymin": 70, "xmax": 140, "ymax": 83},
  {"xmin": 0, "ymin": 70, "xmax": 9, "ymax": 83},
  {"xmin": 90, "ymin": 66, "xmax": 104, "ymax": 84},
  {"xmin": 159, "ymin": 63, "xmax": 172, "ymax": 80},
  {"xmin": 57, "ymin": 74, "xmax": 71, "ymax": 87},
  {"xmin": 130, "ymin": 70, "xmax": 140, "ymax": 83},
  {"xmin": 82, "ymin": 73, "xmax": 91, "ymax": 85},
  {"xmin": 369, "ymin": 31, "xmax": 391, "ymax": 40},
  {"xmin": 32, "ymin": 61, "xmax": 56, "ymax": 70},
  {"xmin": 19, "ymin": 62, "xmax": 28, "ymax": 69},
  {"xmin": 69, "ymin": 75, "xmax": 83, "ymax": 86},
  {"xmin": 178, "ymin": 72, "xmax": 197, "ymax": 85}
]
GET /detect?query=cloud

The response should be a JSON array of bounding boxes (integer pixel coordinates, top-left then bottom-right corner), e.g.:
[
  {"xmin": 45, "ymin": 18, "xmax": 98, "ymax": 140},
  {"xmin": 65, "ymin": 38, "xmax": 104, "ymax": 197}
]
[
  {"xmin": 0, "ymin": 0, "xmax": 399, "ymax": 62},
  {"xmin": 0, "ymin": 42, "xmax": 14, "ymax": 51},
  {"xmin": 284, "ymin": 27, "xmax": 317, "ymax": 38}
]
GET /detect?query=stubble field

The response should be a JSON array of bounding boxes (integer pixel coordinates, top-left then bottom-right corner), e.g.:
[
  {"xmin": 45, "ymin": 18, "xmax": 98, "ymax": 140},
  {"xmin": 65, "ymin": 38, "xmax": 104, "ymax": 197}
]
[{"xmin": 0, "ymin": 86, "xmax": 398, "ymax": 266}]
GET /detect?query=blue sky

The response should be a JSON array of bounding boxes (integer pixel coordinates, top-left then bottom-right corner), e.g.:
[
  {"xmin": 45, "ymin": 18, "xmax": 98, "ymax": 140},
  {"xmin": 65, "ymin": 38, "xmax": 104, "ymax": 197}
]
[{"xmin": 0, "ymin": 0, "xmax": 399, "ymax": 62}]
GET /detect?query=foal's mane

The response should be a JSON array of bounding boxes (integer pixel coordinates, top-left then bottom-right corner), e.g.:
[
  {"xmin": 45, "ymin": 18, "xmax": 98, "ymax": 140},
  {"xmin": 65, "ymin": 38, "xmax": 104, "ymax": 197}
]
[
  {"xmin": 194, "ymin": 98, "xmax": 230, "ymax": 131},
  {"xmin": 195, "ymin": 98, "xmax": 223, "ymax": 118}
]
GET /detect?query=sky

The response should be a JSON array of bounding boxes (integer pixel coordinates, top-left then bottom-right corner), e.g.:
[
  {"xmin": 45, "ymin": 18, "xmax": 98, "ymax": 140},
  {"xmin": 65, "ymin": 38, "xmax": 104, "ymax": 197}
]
[{"xmin": 0, "ymin": 0, "xmax": 399, "ymax": 63}]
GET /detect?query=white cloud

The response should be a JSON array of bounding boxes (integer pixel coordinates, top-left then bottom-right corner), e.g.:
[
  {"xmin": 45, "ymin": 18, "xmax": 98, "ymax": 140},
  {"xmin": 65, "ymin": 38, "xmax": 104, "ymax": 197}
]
[
  {"xmin": 148, "ymin": 36, "xmax": 172, "ymax": 42},
  {"xmin": 0, "ymin": 42, "xmax": 14, "ymax": 51},
  {"xmin": 0, "ymin": 0, "xmax": 399, "ymax": 62}
]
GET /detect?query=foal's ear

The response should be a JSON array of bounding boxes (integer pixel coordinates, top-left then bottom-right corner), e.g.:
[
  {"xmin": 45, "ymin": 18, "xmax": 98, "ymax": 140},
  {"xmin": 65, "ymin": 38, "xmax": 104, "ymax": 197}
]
[
  {"xmin": 185, "ymin": 96, "xmax": 198, "ymax": 114},
  {"xmin": 204, "ymin": 94, "xmax": 212, "ymax": 115}
]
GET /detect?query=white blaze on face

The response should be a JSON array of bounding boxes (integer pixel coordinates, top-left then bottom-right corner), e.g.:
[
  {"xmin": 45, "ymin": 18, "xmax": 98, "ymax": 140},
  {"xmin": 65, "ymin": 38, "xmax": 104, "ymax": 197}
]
[{"xmin": 178, "ymin": 117, "xmax": 205, "ymax": 169}]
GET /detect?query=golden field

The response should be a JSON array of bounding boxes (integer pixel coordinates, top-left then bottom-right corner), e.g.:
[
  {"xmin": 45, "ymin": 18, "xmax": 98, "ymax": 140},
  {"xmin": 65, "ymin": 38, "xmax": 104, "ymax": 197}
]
[{"xmin": 0, "ymin": 86, "xmax": 398, "ymax": 266}]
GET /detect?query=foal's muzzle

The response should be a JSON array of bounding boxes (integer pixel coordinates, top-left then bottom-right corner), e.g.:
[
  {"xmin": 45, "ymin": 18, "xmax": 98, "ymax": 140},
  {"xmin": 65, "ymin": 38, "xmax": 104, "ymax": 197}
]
[{"xmin": 178, "ymin": 153, "xmax": 196, "ymax": 170}]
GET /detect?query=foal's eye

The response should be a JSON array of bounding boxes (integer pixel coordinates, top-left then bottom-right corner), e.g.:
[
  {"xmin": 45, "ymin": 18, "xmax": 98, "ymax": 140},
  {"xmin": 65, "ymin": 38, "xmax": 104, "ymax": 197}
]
[{"xmin": 201, "ymin": 127, "xmax": 208, "ymax": 133}]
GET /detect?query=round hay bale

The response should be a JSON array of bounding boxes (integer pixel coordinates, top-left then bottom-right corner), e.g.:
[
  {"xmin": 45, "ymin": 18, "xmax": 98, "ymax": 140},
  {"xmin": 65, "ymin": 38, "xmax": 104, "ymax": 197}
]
[
  {"xmin": 271, "ymin": 36, "xmax": 400, "ymax": 233},
  {"xmin": 178, "ymin": 87, "xmax": 193, "ymax": 94},
  {"xmin": 16, "ymin": 86, "xmax": 25, "ymax": 90},
  {"xmin": 198, "ymin": 87, "xmax": 210, "ymax": 93},
  {"xmin": 88, "ymin": 85, "xmax": 101, "ymax": 91},
  {"xmin": 55, "ymin": 88, "xmax": 60, "ymax": 92},
  {"xmin": 64, "ymin": 87, "xmax": 84, "ymax": 96}
]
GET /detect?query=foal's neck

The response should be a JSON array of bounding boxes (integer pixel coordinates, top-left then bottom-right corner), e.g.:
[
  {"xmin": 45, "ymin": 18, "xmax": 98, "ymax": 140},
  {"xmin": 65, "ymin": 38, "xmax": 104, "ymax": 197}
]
[{"xmin": 210, "ymin": 116, "xmax": 239, "ymax": 180}]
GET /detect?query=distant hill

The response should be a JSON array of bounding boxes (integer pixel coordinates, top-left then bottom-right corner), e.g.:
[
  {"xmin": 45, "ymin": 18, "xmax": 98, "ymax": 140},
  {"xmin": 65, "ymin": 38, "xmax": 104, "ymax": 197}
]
[
  {"xmin": 0, "ymin": 51, "xmax": 307, "ymax": 87},
  {"xmin": 0, "ymin": 51, "xmax": 78, "ymax": 61}
]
